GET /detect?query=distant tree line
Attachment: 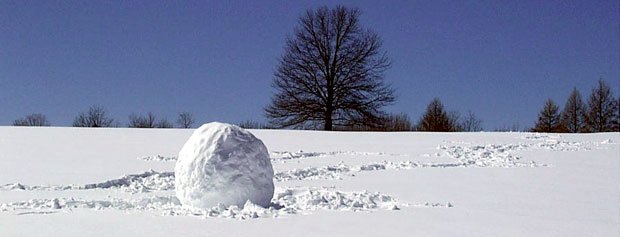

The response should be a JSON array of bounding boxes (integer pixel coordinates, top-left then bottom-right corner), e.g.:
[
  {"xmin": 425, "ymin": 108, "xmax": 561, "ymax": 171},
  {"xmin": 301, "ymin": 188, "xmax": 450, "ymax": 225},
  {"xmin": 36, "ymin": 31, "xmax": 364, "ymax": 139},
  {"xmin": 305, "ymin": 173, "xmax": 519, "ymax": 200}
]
[
  {"xmin": 531, "ymin": 79, "xmax": 619, "ymax": 133},
  {"xmin": 12, "ymin": 106, "xmax": 196, "ymax": 129},
  {"xmin": 379, "ymin": 98, "xmax": 483, "ymax": 132},
  {"xmin": 11, "ymin": 78, "xmax": 618, "ymax": 133}
]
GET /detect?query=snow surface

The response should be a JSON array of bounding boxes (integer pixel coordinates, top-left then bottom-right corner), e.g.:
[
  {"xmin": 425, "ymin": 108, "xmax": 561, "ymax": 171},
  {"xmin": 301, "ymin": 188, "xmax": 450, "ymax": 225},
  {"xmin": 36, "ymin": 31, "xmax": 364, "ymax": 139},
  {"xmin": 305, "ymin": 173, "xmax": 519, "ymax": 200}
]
[
  {"xmin": 175, "ymin": 122, "xmax": 274, "ymax": 208},
  {"xmin": 0, "ymin": 127, "xmax": 618, "ymax": 236}
]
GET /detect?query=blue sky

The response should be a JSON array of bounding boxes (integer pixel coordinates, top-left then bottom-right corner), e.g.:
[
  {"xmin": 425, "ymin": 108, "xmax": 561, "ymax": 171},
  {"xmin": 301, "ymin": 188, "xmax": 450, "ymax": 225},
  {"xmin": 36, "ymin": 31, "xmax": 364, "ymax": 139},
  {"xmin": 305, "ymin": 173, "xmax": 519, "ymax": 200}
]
[{"xmin": 1, "ymin": 0, "xmax": 618, "ymax": 130}]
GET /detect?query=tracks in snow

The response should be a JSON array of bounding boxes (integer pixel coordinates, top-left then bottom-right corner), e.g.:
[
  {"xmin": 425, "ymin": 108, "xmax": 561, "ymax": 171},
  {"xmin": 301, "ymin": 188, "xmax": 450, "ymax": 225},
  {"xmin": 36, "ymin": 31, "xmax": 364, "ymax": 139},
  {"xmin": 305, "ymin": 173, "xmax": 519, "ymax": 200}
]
[{"xmin": 1, "ymin": 186, "xmax": 442, "ymax": 219}]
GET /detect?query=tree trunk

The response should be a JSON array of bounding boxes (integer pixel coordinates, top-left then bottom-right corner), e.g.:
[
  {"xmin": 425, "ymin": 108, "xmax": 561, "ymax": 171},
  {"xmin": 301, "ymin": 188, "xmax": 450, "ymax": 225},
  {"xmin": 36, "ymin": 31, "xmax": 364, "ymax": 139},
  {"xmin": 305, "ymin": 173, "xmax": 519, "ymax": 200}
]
[{"xmin": 324, "ymin": 109, "xmax": 333, "ymax": 131}]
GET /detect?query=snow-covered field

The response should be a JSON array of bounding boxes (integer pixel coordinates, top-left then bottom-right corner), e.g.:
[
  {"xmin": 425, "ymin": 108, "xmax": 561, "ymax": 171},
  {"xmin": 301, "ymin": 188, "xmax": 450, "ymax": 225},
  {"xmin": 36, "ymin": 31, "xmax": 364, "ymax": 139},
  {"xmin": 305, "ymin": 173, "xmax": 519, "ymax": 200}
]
[{"xmin": 0, "ymin": 127, "xmax": 618, "ymax": 236}]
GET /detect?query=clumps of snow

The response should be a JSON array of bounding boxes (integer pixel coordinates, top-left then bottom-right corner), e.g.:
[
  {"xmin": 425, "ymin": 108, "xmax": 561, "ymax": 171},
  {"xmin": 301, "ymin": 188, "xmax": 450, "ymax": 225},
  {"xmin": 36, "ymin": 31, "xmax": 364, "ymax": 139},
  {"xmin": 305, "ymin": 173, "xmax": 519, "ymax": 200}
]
[
  {"xmin": 411, "ymin": 202, "xmax": 454, "ymax": 208},
  {"xmin": 519, "ymin": 133, "xmax": 605, "ymax": 151},
  {"xmin": 270, "ymin": 151, "xmax": 330, "ymax": 160},
  {"xmin": 521, "ymin": 133, "xmax": 558, "ymax": 141},
  {"xmin": 138, "ymin": 155, "xmax": 177, "ymax": 162},
  {"xmin": 271, "ymin": 187, "xmax": 400, "ymax": 213},
  {"xmin": 83, "ymin": 170, "xmax": 175, "ymax": 193},
  {"xmin": 0, "ymin": 183, "xmax": 75, "ymax": 191},
  {"xmin": 274, "ymin": 160, "xmax": 498, "ymax": 182},
  {"xmin": 175, "ymin": 122, "xmax": 275, "ymax": 208},
  {"xmin": 0, "ymin": 170, "xmax": 175, "ymax": 193},
  {"xmin": 357, "ymin": 160, "xmax": 463, "ymax": 170},
  {"xmin": 270, "ymin": 150, "xmax": 400, "ymax": 161},
  {"xmin": 601, "ymin": 139, "xmax": 614, "ymax": 144},
  {"xmin": 0, "ymin": 183, "xmax": 28, "ymax": 191},
  {"xmin": 436, "ymin": 144, "xmax": 544, "ymax": 168},
  {"xmin": 166, "ymin": 187, "xmax": 404, "ymax": 219},
  {"xmin": 165, "ymin": 201, "xmax": 279, "ymax": 219},
  {"xmin": 0, "ymin": 196, "xmax": 181, "ymax": 213},
  {"xmin": 274, "ymin": 162, "xmax": 352, "ymax": 181},
  {"xmin": 535, "ymin": 139, "xmax": 591, "ymax": 151},
  {"xmin": 1, "ymin": 187, "xmax": 410, "ymax": 219}
]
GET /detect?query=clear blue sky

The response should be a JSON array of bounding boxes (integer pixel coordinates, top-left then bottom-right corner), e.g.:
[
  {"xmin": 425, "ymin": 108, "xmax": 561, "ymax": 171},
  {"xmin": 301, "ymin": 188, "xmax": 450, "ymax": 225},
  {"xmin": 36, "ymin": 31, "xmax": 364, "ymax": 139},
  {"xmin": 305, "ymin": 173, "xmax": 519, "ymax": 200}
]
[{"xmin": 1, "ymin": 0, "xmax": 618, "ymax": 130}]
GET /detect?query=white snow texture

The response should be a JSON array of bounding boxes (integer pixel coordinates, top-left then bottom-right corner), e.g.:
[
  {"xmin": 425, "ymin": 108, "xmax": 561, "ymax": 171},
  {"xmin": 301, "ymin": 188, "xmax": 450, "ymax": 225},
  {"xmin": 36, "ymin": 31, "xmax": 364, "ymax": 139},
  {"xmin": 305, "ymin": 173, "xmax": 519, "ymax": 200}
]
[{"xmin": 174, "ymin": 122, "xmax": 275, "ymax": 208}]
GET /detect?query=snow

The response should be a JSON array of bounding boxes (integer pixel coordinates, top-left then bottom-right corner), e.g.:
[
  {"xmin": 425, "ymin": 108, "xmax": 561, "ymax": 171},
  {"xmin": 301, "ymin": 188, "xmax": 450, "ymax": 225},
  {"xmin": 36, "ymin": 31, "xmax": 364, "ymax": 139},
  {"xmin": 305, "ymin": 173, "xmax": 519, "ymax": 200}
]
[
  {"xmin": 175, "ymin": 122, "xmax": 275, "ymax": 208},
  {"xmin": 0, "ymin": 127, "xmax": 618, "ymax": 236}
]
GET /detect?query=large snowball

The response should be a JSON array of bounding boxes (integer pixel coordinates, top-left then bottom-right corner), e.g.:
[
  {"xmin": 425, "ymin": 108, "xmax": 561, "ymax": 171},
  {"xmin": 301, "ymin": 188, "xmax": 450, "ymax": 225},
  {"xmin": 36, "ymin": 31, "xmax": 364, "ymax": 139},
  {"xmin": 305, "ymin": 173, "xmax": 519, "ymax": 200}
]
[{"xmin": 175, "ymin": 122, "xmax": 274, "ymax": 208}]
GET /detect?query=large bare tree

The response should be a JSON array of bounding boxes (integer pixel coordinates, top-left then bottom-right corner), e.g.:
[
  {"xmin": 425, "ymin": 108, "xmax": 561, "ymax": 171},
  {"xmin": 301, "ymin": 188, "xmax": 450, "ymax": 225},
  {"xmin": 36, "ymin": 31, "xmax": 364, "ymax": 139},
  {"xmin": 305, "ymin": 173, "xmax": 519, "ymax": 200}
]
[{"xmin": 266, "ymin": 6, "xmax": 395, "ymax": 130}]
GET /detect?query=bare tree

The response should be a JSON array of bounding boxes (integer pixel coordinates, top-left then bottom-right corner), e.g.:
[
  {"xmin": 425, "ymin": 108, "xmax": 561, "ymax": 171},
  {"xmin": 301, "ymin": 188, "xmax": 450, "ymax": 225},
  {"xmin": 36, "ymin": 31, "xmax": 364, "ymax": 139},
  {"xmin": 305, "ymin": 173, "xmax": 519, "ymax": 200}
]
[
  {"xmin": 532, "ymin": 99, "xmax": 562, "ymax": 133},
  {"xmin": 128, "ymin": 113, "xmax": 157, "ymax": 128},
  {"xmin": 238, "ymin": 120, "xmax": 273, "ymax": 129},
  {"xmin": 494, "ymin": 123, "xmax": 522, "ymax": 132},
  {"xmin": 585, "ymin": 79, "xmax": 618, "ymax": 132},
  {"xmin": 417, "ymin": 98, "xmax": 458, "ymax": 132},
  {"xmin": 176, "ymin": 112, "xmax": 195, "ymax": 128},
  {"xmin": 265, "ymin": 6, "xmax": 395, "ymax": 130},
  {"xmin": 73, "ymin": 106, "xmax": 114, "ymax": 127},
  {"xmin": 380, "ymin": 113, "xmax": 413, "ymax": 131},
  {"xmin": 448, "ymin": 111, "xmax": 463, "ymax": 132},
  {"xmin": 13, "ymin": 113, "xmax": 50, "ymax": 126},
  {"xmin": 560, "ymin": 87, "xmax": 586, "ymax": 133},
  {"xmin": 460, "ymin": 111, "xmax": 483, "ymax": 132},
  {"xmin": 156, "ymin": 118, "xmax": 173, "ymax": 128},
  {"xmin": 614, "ymin": 96, "xmax": 620, "ymax": 132}
]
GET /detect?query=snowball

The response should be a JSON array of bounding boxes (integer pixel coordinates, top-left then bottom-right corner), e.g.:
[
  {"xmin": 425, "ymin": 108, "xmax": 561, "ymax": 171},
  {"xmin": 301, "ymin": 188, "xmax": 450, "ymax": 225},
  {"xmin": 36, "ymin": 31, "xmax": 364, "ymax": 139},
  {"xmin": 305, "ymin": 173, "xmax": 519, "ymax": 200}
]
[{"xmin": 175, "ymin": 122, "xmax": 274, "ymax": 208}]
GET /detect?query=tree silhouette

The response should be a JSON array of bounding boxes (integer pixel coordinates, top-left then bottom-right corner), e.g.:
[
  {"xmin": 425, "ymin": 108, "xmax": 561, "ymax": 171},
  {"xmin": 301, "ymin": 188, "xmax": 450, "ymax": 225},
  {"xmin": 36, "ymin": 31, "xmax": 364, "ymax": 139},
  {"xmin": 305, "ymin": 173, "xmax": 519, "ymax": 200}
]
[
  {"xmin": 176, "ymin": 112, "xmax": 195, "ymax": 128},
  {"xmin": 265, "ymin": 6, "xmax": 395, "ymax": 130},
  {"xmin": 128, "ymin": 112, "xmax": 157, "ymax": 128},
  {"xmin": 380, "ymin": 113, "xmax": 413, "ymax": 131},
  {"xmin": 460, "ymin": 111, "xmax": 483, "ymax": 132},
  {"xmin": 73, "ymin": 106, "xmax": 114, "ymax": 127},
  {"xmin": 613, "ymin": 96, "xmax": 620, "ymax": 131},
  {"xmin": 13, "ymin": 113, "xmax": 50, "ymax": 126},
  {"xmin": 585, "ymin": 79, "xmax": 617, "ymax": 132},
  {"xmin": 155, "ymin": 118, "xmax": 173, "ymax": 128},
  {"xmin": 560, "ymin": 87, "xmax": 586, "ymax": 133},
  {"xmin": 417, "ymin": 98, "xmax": 457, "ymax": 132},
  {"xmin": 532, "ymin": 99, "xmax": 561, "ymax": 133}
]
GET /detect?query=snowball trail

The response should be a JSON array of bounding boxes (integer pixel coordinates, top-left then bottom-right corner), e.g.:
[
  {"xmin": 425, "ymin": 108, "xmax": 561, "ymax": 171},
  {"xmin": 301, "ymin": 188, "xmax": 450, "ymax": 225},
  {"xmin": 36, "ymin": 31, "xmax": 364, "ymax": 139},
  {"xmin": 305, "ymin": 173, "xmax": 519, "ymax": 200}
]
[
  {"xmin": 0, "ymin": 187, "xmax": 420, "ymax": 219},
  {"xmin": 0, "ymin": 170, "xmax": 174, "ymax": 193},
  {"xmin": 3, "ymin": 139, "xmax": 555, "ymax": 193}
]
